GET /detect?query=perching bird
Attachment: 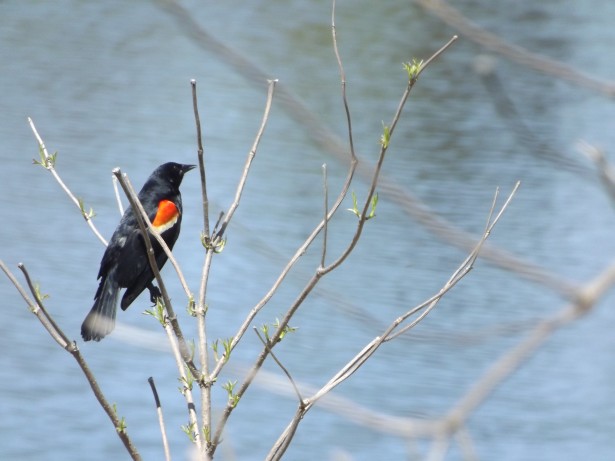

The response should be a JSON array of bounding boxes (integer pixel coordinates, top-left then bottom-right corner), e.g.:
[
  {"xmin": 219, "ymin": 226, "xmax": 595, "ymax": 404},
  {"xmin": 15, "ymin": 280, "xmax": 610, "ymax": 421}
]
[{"xmin": 81, "ymin": 162, "xmax": 195, "ymax": 341}]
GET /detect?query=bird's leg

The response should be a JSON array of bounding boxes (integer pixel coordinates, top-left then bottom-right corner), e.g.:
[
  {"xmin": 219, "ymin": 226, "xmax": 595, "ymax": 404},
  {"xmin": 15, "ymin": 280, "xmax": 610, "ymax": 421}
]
[{"xmin": 147, "ymin": 282, "xmax": 162, "ymax": 304}]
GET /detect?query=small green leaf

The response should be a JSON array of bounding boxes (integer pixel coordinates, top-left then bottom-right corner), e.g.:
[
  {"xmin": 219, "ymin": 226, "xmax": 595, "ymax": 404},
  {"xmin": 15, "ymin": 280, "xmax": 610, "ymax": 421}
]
[
  {"xmin": 181, "ymin": 422, "xmax": 197, "ymax": 442},
  {"xmin": 222, "ymin": 379, "xmax": 240, "ymax": 407},
  {"xmin": 366, "ymin": 193, "xmax": 378, "ymax": 220},
  {"xmin": 201, "ymin": 232, "xmax": 226, "ymax": 253},
  {"xmin": 260, "ymin": 323, "xmax": 270, "ymax": 342},
  {"xmin": 213, "ymin": 237, "xmax": 226, "ymax": 253},
  {"xmin": 32, "ymin": 146, "xmax": 45, "ymax": 167},
  {"xmin": 32, "ymin": 146, "xmax": 58, "ymax": 168},
  {"xmin": 178, "ymin": 369, "xmax": 194, "ymax": 394},
  {"xmin": 77, "ymin": 197, "xmax": 95, "ymax": 220},
  {"xmin": 347, "ymin": 191, "xmax": 361, "ymax": 218},
  {"xmin": 212, "ymin": 338, "xmax": 232, "ymax": 363},
  {"xmin": 116, "ymin": 416, "xmax": 127, "ymax": 434},
  {"xmin": 222, "ymin": 337, "xmax": 233, "ymax": 362},
  {"xmin": 272, "ymin": 317, "xmax": 297, "ymax": 341},
  {"xmin": 380, "ymin": 122, "xmax": 390, "ymax": 149},
  {"xmin": 211, "ymin": 339, "xmax": 220, "ymax": 362},
  {"xmin": 143, "ymin": 298, "xmax": 166, "ymax": 326},
  {"xmin": 403, "ymin": 58, "xmax": 424, "ymax": 82},
  {"xmin": 112, "ymin": 404, "xmax": 127, "ymax": 433},
  {"xmin": 33, "ymin": 283, "xmax": 50, "ymax": 303},
  {"xmin": 186, "ymin": 295, "xmax": 197, "ymax": 317}
]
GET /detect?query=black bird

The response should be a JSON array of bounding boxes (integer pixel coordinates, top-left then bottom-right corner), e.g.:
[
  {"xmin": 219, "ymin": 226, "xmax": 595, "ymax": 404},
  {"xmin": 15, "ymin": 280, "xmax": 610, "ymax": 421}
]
[{"xmin": 81, "ymin": 162, "xmax": 195, "ymax": 341}]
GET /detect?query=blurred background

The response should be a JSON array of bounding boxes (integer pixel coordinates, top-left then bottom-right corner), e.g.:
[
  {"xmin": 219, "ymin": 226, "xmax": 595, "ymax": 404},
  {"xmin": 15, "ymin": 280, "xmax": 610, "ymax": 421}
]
[{"xmin": 2, "ymin": 1, "xmax": 615, "ymax": 460}]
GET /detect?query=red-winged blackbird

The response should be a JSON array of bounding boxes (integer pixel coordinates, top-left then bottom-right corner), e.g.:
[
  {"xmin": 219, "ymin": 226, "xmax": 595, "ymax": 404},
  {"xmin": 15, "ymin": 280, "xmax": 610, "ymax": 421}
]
[{"xmin": 81, "ymin": 162, "xmax": 195, "ymax": 341}]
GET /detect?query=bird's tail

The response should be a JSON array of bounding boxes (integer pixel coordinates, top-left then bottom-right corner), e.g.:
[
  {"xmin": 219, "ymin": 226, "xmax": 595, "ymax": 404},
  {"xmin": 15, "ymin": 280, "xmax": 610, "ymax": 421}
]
[{"xmin": 81, "ymin": 276, "xmax": 119, "ymax": 341}]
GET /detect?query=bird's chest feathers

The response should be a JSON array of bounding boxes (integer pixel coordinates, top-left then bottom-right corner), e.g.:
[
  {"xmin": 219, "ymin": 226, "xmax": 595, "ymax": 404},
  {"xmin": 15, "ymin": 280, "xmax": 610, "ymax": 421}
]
[{"xmin": 151, "ymin": 199, "xmax": 180, "ymax": 234}]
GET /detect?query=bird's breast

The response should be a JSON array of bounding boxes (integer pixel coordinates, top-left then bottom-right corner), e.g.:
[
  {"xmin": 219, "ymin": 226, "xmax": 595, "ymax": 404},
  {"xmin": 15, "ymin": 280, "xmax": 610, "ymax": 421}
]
[{"xmin": 152, "ymin": 199, "xmax": 180, "ymax": 234}]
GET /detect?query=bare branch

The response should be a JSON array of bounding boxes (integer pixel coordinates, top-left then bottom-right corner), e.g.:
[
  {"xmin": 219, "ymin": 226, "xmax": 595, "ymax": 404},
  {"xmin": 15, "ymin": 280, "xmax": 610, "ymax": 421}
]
[
  {"xmin": 28, "ymin": 117, "xmax": 108, "ymax": 246},
  {"xmin": 215, "ymin": 78, "xmax": 277, "ymax": 240},
  {"xmin": 254, "ymin": 327, "xmax": 303, "ymax": 403},
  {"xmin": 416, "ymin": 0, "xmax": 615, "ymax": 96},
  {"xmin": 577, "ymin": 141, "xmax": 615, "ymax": 206},
  {"xmin": 112, "ymin": 175, "xmax": 125, "ymax": 216},
  {"xmin": 1, "ymin": 261, "xmax": 142, "ymax": 460},
  {"xmin": 444, "ymin": 258, "xmax": 615, "ymax": 427},
  {"xmin": 148, "ymin": 377, "xmax": 172, "ymax": 461},
  {"xmin": 197, "ymin": 249, "xmax": 214, "ymax": 457},
  {"xmin": 320, "ymin": 163, "xmax": 329, "ymax": 268},
  {"xmin": 321, "ymin": 35, "xmax": 458, "ymax": 277},
  {"xmin": 208, "ymin": 4, "xmax": 363, "ymax": 383},
  {"xmin": 331, "ymin": 0, "xmax": 357, "ymax": 163},
  {"xmin": 267, "ymin": 182, "xmax": 518, "ymax": 459},
  {"xmin": 191, "ymin": 79, "xmax": 210, "ymax": 238},
  {"xmin": 18, "ymin": 263, "xmax": 71, "ymax": 348}
]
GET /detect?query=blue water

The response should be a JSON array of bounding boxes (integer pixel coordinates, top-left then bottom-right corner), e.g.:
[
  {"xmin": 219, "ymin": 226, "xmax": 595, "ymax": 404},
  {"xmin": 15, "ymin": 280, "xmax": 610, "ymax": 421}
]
[{"xmin": 2, "ymin": 1, "xmax": 615, "ymax": 460}]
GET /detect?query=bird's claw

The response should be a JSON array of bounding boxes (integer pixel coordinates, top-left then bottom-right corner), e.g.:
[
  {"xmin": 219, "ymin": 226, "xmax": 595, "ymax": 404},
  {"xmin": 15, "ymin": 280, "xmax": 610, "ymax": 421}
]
[{"xmin": 148, "ymin": 284, "xmax": 162, "ymax": 304}]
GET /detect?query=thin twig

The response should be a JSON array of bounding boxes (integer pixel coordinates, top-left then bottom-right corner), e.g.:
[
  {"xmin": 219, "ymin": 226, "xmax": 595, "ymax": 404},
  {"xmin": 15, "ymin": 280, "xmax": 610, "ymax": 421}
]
[
  {"xmin": 444, "ymin": 258, "xmax": 615, "ymax": 427},
  {"xmin": 112, "ymin": 175, "xmax": 125, "ymax": 216},
  {"xmin": 267, "ymin": 183, "xmax": 517, "ymax": 460},
  {"xmin": 332, "ymin": 0, "xmax": 357, "ymax": 162},
  {"xmin": 208, "ymin": 5, "xmax": 361, "ymax": 383},
  {"xmin": 190, "ymin": 79, "xmax": 213, "ymax": 458},
  {"xmin": 385, "ymin": 182, "xmax": 519, "ymax": 341},
  {"xmin": 1, "ymin": 261, "xmax": 67, "ymax": 348},
  {"xmin": 148, "ymin": 377, "xmax": 172, "ymax": 461},
  {"xmin": 320, "ymin": 164, "xmax": 329, "ymax": 268},
  {"xmin": 255, "ymin": 30, "xmax": 461, "ymax": 461},
  {"xmin": 320, "ymin": 35, "xmax": 458, "ymax": 277},
  {"xmin": 253, "ymin": 328, "xmax": 303, "ymax": 403},
  {"xmin": 193, "ymin": 78, "xmax": 279, "ymax": 461},
  {"xmin": 198, "ymin": 249, "xmax": 214, "ymax": 457},
  {"xmin": 577, "ymin": 141, "xmax": 615, "ymax": 206},
  {"xmin": 215, "ymin": 78, "xmax": 277, "ymax": 240},
  {"xmin": 163, "ymin": 320, "xmax": 203, "ymax": 455},
  {"xmin": 191, "ymin": 79, "xmax": 210, "ymax": 238},
  {"xmin": 1, "ymin": 261, "xmax": 142, "ymax": 460},
  {"xmin": 18, "ymin": 263, "xmax": 71, "ymax": 348},
  {"xmin": 27, "ymin": 117, "xmax": 108, "ymax": 246}
]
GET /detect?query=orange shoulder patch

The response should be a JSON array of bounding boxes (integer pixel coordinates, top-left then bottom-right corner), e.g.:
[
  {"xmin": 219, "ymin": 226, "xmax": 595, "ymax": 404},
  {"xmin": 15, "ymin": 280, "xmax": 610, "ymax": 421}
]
[{"xmin": 152, "ymin": 200, "xmax": 179, "ymax": 230}]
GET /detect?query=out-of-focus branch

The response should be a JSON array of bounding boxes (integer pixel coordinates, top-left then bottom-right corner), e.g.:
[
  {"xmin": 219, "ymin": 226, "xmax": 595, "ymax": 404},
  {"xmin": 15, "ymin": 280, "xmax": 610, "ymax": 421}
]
[
  {"xmin": 444, "ymin": 260, "xmax": 615, "ymax": 430},
  {"xmin": 474, "ymin": 55, "xmax": 592, "ymax": 178},
  {"xmin": 577, "ymin": 141, "xmax": 615, "ymax": 206},
  {"xmin": 155, "ymin": 0, "xmax": 576, "ymax": 300},
  {"xmin": 416, "ymin": 0, "xmax": 615, "ymax": 97}
]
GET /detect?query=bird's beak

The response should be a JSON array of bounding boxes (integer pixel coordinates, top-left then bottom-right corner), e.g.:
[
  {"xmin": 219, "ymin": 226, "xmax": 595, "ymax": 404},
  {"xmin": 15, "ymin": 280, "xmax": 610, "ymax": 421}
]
[{"xmin": 182, "ymin": 164, "xmax": 197, "ymax": 174}]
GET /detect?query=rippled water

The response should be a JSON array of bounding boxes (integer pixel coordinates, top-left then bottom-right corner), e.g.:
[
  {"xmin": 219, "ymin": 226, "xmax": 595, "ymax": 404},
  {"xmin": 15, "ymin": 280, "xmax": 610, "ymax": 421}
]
[{"xmin": 2, "ymin": 1, "xmax": 615, "ymax": 460}]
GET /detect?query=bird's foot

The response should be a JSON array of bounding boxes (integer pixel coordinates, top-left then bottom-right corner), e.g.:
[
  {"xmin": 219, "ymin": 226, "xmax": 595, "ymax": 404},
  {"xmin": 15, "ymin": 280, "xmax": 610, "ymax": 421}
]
[{"xmin": 148, "ymin": 284, "xmax": 162, "ymax": 304}]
